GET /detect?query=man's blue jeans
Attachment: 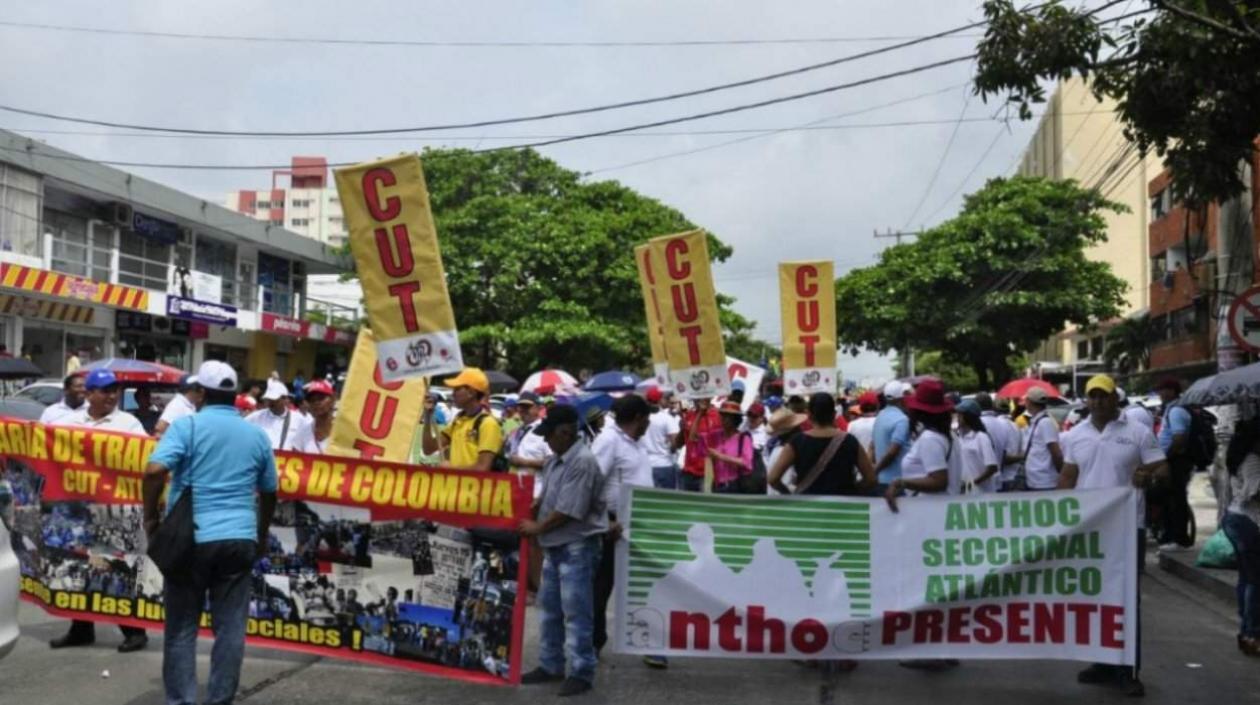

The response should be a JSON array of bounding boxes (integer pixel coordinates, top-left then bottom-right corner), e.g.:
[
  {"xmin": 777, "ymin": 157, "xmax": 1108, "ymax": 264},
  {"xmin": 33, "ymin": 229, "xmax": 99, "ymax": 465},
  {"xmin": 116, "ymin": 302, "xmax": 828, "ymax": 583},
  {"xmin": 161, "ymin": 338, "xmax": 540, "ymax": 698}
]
[
  {"xmin": 651, "ymin": 465, "xmax": 678, "ymax": 490},
  {"xmin": 1222, "ymin": 512, "xmax": 1260, "ymax": 638},
  {"xmin": 539, "ymin": 536, "xmax": 600, "ymax": 684},
  {"xmin": 163, "ymin": 540, "xmax": 256, "ymax": 705}
]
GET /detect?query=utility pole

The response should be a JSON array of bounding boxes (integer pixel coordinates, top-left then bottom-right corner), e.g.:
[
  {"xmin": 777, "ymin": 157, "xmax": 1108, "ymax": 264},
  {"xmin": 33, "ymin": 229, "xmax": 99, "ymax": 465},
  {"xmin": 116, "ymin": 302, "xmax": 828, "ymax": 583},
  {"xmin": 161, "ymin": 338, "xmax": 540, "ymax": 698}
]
[{"xmin": 875, "ymin": 229, "xmax": 920, "ymax": 377}]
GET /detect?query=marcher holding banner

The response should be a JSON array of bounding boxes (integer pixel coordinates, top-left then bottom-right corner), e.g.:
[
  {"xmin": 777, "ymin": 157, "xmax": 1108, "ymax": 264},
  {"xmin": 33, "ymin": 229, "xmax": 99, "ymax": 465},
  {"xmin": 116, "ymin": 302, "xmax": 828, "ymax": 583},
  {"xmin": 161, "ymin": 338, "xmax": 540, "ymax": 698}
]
[
  {"xmin": 779, "ymin": 261, "xmax": 837, "ymax": 396},
  {"xmin": 335, "ymin": 154, "xmax": 462, "ymax": 382},
  {"xmin": 648, "ymin": 231, "xmax": 728, "ymax": 399},
  {"xmin": 142, "ymin": 360, "xmax": 279, "ymax": 705},
  {"xmin": 1058, "ymin": 374, "xmax": 1165, "ymax": 696}
]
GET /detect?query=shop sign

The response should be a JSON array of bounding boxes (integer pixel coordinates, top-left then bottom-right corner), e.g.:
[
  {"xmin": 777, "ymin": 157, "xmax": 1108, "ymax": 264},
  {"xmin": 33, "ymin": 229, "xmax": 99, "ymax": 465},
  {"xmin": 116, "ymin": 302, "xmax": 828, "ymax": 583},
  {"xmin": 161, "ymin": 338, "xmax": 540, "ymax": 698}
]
[
  {"xmin": 166, "ymin": 295, "xmax": 238, "ymax": 326},
  {"xmin": 260, "ymin": 312, "xmax": 311, "ymax": 338}
]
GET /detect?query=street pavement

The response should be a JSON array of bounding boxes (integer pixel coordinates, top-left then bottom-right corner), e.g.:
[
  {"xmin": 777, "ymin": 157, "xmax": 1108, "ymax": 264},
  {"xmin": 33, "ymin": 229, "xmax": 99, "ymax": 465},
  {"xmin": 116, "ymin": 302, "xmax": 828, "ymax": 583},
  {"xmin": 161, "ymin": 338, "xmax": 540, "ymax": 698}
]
[{"xmin": 2, "ymin": 557, "xmax": 1258, "ymax": 705}]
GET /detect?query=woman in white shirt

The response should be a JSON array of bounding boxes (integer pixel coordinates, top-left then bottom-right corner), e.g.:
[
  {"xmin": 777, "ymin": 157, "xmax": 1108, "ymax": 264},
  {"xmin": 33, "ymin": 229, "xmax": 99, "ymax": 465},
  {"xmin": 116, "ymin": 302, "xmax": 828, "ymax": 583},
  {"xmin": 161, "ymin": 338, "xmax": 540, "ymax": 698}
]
[
  {"xmin": 886, "ymin": 380, "xmax": 963, "ymax": 504},
  {"xmin": 955, "ymin": 399, "xmax": 999, "ymax": 494}
]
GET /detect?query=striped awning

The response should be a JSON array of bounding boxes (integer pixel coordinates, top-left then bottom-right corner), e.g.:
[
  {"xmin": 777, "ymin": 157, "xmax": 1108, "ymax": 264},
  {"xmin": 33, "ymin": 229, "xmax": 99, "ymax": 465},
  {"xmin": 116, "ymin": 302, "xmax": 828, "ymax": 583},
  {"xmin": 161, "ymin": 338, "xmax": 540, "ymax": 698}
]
[
  {"xmin": 0, "ymin": 263, "xmax": 149, "ymax": 312},
  {"xmin": 0, "ymin": 293, "xmax": 95, "ymax": 324}
]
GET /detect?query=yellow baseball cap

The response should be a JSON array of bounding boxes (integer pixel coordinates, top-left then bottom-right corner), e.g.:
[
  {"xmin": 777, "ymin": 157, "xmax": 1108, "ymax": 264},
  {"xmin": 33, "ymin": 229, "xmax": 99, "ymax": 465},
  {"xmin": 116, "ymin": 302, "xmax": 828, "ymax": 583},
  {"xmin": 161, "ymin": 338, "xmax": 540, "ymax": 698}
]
[
  {"xmin": 1085, "ymin": 374, "xmax": 1116, "ymax": 395},
  {"xmin": 444, "ymin": 367, "xmax": 490, "ymax": 395}
]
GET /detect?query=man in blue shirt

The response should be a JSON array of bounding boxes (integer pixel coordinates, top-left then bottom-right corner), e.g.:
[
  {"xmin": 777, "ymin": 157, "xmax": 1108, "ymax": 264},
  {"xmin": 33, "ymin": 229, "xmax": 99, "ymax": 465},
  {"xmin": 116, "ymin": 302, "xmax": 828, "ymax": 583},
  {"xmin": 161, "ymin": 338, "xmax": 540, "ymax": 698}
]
[
  {"xmin": 1154, "ymin": 377, "xmax": 1194, "ymax": 550},
  {"xmin": 143, "ymin": 360, "xmax": 277, "ymax": 705},
  {"xmin": 872, "ymin": 381, "xmax": 912, "ymax": 496}
]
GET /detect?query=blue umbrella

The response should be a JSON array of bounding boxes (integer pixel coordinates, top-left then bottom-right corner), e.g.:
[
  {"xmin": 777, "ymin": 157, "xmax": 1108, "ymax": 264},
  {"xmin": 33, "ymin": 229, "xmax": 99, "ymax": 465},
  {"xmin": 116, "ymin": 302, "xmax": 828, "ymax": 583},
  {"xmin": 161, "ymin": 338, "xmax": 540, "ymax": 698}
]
[{"xmin": 584, "ymin": 370, "xmax": 642, "ymax": 392}]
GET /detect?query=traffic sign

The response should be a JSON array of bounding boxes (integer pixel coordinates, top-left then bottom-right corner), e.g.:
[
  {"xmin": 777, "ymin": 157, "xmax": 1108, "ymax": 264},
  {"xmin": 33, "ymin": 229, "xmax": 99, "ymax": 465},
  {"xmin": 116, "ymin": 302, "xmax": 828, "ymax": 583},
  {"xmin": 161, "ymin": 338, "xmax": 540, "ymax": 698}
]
[{"xmin": 1227, "ymin": 286, "xmax": 1260, "ymax": 352}]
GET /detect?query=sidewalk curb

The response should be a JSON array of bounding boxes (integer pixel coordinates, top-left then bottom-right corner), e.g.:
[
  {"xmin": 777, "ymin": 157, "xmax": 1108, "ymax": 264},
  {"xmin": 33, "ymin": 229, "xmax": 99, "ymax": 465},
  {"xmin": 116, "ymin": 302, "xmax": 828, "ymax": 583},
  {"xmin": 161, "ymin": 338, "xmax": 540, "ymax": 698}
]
[{"xmin": 1156, "ymin": 550, "xmax": 1235, "ymax": 606}]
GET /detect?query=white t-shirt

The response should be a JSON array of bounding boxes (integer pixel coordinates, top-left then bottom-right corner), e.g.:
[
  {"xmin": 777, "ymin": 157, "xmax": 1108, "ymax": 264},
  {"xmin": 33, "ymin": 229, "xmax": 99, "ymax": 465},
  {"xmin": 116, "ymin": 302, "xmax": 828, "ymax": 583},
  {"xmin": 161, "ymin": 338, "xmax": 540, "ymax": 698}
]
[
  {"xmin": 592, "ymin": 425, "xmax": 653, "ymax": 512},
  {"xmin": 158, "ymin": 392, "xmax": 198, "ymax": 430},
  {"xmin": 513, "ymin": 424, "xmax": 553, "ymax": 499},
  {"xmin": 61, "ymin": 407, "xmax": 147, "ymax": 434},
  {"xmin": 39, "ymin": 399, "xmax": 84, "ymax": 425},
  {"xmin": 957, "ymin": 428, "xmax": 999, "ymax": 493},
  {"xmin": 847, "ymin": 416, "xmax": 877, "ymax": 455},
  {"xmin": 901, "ymin": 429, "xmax": 963, "ymax": 495},
  {"xmin": 1122, "ymin": 404, "xmax": 1154, "ymax": 431},
  {"xmin": 287, "ymin": 422, "xmax": 330, "ymax": 454},
  {"xmin": 245, "ymin": 408, "xmax": 310, "ymax": 450},
  {"xmin": 1063, "ymin": 415, "xmax": 1164, "ymax": 526},
  {"xmin": 1022, "ymin": 412, "xmax": 1062, "ymax": 489},
  {"xmin": 640, "ymin": 410, "xmax": 681, "ymax": 468},
  {"xmin": 980, "ymin": 412, "xmax": 1022, "ymax": 482}
]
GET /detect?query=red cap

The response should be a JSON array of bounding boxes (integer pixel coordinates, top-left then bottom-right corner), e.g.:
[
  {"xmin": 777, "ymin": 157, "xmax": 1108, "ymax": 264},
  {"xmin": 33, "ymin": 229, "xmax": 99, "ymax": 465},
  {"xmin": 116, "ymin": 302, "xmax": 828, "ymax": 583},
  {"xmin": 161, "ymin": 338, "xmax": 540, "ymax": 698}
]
[
  {"xmin": 234, "ymin": 393, "xmax": 257, "ymax": 412},
  {"xmin": 907, "ymin": 379, "xmax": 954, "ymax": 415},
  {"xmin": 857, "ymin": 391, "xmax": 879, "ymax": 407},
  {"xmin": 303, "ymin": 379, "xmax": 335, "ymax": 397},
  {"xmin": 747, "ymin": 402, "xmax": 765, "ymax": 417},
  {"xmin": 645, "ymin": 387, "xmax": 664, "ymax": 404}
]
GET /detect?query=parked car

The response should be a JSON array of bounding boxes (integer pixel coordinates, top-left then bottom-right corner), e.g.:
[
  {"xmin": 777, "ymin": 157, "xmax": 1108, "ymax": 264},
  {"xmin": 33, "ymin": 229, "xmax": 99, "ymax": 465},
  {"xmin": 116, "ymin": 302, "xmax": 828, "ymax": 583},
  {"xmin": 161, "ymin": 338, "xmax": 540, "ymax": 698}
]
[{"xmin": 13, "ymin": 380, "xmax": 62, "ymax": 406}]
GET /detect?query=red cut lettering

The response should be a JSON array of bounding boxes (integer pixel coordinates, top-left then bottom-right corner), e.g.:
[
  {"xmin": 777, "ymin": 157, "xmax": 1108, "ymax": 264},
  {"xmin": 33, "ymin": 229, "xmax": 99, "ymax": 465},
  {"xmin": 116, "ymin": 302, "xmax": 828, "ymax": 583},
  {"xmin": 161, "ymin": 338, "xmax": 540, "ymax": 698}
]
[
  {"xmin": 374, "ymin": 225, "xmax": 415, "ymax": 277},
  {"xmin": 359, "ymin": 391, "xmax": 398, "ymax": 440},
  {"xmin": 972, "ymin": 604, "xmax": 1003, "ymax": 644},
  {"xmin": 670, "ymin": 611, "xmax": 710, "ymax": 650},
  {"xmin": 680, "ymin": 325, "xmax": 703, "ymax": 365},
  {"xmin": 790, "ymin": 619, "xmax": 827, "ymax": 654},
  {"xmin": 913, "ymin": 609, "xmax": 944, "ymax": 643},
  {"xmin": 1006, "ymin": 602, "xmax": 1031, "ymax": 643},
  {"xmin": 800, "ymin": 334, "xmax": 821, "ymax": 367},
  {"xmin": 1099, "ymin": 605, "xmax": 1124, "ymax": 649},
  {"xmin": 665, "ymin": 239, "xmax": 691, "ymax": 279},
  {"xmin": 362, "ymin": 168, "xmax": 401, "ymax": 221},
  {"xmin": 641, "ymin": 248, "xmax": 656, "ymax": 284},
  {"xmin": 372, "ymin": 362, "xmax": 405, "ymax": 392},
  {"xmin": 716, "ymin": 608, "xmax": 743, "ymax": 651},
  {"xmin": 946, "ymin": 607, "xmax": 971, "ymax": 643},
  {"xmin": 795, "ymin": 265, "xmax": 818, "ymax": 297},
  {"xmin": 353, "ymin": 439, "xmax": 385, "ymax": 460},
  {"xmin": 672, "ymin": 283, "xmax": 698, "ymax": 323},
  {"xmin": 882, "ymin": 611, "xmax": 912, "ymax": 645},
  {"xmin": 387, "ymin": 281, "xmax": 422, "ymax": 333},
  {"xmin": 796, "ymin": 300, "xmax": 820, "ymax": 332},
  {"xmin": 1034, "ymin": 603, "xmax": 1066, "ymax": 643}
]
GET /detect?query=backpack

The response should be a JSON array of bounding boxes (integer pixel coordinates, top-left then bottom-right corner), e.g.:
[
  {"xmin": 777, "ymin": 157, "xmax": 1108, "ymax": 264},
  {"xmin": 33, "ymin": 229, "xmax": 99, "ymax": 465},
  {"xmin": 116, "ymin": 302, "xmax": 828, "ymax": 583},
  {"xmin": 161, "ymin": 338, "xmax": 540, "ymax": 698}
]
[
  {"xmin": 1178, "ymin": 404, "xmax": 1218, "ymax": 469},
  {"xmin": 736, "ymin": 432, "xmax": 768, "ymax": 494},
  {"xmin": 471, "ymin": 413, "xmax": 511, "ymax": 472}
]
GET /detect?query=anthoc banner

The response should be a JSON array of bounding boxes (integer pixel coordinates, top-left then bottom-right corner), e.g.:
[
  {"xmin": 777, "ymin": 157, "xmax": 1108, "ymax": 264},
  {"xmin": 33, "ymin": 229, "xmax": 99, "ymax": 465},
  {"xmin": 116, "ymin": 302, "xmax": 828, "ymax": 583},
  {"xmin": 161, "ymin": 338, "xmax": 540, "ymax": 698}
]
[
  {"xmin": 778, "ymin": 261, "xmax": 837, "ymax": 395},
  {"xmin": 0, "ymin": 418, "xmax": 532, "ymax": 685},
  {"xmin": 634, "ymin": 243, "xmax": 670, "ymax": 387},
  {"xmin": 648, "ymin": 230, "xmax": 728, "ymax": 399},
  {"xmin": 615, "ymin": 487, "xmax": 1138, "ymax": 665},
  {"xmin": 335, "ymin": 154, "xmax": 462, "ymax": 382},
  {"xmin": 329, "ymin": 328, "xmax": 428, "ymax": 462}
]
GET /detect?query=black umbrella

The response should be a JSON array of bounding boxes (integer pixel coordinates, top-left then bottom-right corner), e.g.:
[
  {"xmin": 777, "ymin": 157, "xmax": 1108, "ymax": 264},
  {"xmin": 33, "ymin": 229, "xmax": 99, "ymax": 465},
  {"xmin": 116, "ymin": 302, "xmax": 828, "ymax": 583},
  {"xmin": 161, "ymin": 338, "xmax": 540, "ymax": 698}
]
[
  {"xmin": 0, "ymin": 357, "xmax": 44, "ymax": 380},
  {"xmin": 485, "ymin": 370, "xmax": 519, "ymax": 394}
]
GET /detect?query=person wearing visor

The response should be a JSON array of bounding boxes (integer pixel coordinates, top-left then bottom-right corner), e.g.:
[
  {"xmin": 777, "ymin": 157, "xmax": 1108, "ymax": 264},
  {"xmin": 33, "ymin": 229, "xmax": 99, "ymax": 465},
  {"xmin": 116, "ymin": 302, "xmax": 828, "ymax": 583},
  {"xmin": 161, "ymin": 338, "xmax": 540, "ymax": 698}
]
[{"xmin": 286, "ymin": 380, "xmax": 336, "ymax": 454}]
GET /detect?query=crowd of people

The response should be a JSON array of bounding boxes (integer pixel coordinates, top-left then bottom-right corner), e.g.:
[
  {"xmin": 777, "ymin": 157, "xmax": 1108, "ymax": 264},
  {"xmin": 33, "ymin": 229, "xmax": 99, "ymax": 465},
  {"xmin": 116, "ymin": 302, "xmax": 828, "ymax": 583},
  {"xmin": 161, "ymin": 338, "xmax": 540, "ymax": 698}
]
[{"xmin": 14, "ymin": 355, "xmax": 1260, "ymax": 701}]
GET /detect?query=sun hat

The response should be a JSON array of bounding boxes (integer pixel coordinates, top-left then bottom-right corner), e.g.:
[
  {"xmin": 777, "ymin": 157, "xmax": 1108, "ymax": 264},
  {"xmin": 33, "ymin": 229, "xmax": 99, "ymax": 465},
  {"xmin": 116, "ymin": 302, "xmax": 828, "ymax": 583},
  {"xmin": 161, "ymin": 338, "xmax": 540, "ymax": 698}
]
[{"xmin": 906, "ymin": 379, "xmax": 954, "ymax": 415}]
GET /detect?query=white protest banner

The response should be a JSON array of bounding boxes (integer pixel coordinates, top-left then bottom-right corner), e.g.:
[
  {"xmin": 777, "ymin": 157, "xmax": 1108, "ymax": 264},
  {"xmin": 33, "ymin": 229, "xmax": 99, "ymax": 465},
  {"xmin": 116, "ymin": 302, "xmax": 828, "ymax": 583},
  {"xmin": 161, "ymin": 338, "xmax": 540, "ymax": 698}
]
[
  {"xmin": 615, "ymin": 487, "xmax": 1138, "ymax": 664},
  {"xmin": 725, "ymin": 356, "xmax": 766, "ymax": 412}
]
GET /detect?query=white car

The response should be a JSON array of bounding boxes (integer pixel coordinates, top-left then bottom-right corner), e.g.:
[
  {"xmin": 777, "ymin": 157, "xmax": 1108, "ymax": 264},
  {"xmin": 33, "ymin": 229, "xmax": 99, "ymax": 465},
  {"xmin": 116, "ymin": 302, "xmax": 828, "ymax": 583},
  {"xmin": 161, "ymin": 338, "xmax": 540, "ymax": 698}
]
[{"xmin": 0, "ymin": 514, "xmax": 18, "ymax": 660}]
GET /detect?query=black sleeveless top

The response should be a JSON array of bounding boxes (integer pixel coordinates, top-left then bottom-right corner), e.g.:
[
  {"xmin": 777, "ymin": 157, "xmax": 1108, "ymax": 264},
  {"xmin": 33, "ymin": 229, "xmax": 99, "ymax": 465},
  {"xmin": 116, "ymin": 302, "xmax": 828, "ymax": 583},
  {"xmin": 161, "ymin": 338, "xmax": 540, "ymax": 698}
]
[{"xmin": 789, "ymin": 433, "xmax": 861, "ymax": 496}]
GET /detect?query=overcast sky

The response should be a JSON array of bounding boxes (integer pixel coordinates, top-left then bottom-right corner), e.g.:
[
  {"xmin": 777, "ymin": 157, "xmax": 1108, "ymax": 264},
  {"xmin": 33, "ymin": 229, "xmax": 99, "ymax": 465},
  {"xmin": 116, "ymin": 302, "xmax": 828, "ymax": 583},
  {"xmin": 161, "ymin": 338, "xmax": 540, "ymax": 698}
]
[{"xmin": 0, "ymin": 0, "xmax": 1045, "ymax": 383}]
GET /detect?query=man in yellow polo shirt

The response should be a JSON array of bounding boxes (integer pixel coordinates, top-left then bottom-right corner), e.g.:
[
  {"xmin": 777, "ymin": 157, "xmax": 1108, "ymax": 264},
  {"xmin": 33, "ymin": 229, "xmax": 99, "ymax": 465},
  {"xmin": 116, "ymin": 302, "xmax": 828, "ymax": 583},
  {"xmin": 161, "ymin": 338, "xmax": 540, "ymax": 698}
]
[{"xmin": 420, "ymin": 367, "xmax": 503, "ymax": 470}]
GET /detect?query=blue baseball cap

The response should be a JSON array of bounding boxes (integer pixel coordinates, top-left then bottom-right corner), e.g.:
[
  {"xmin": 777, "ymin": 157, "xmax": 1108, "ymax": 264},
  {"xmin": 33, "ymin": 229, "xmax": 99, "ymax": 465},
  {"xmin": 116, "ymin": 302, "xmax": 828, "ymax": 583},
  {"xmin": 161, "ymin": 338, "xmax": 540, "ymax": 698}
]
[{"xmin": 84, "ymin": 369, "xmax": 118, "ymax": 390}]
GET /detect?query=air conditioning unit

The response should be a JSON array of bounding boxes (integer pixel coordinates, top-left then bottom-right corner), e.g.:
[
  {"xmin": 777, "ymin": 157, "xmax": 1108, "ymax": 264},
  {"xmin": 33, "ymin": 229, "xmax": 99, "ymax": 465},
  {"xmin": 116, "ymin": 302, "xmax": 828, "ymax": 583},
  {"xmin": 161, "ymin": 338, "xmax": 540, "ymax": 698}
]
[{"xmin": 110, "ymin": 202, "xmax": 134, "ymax": 228}]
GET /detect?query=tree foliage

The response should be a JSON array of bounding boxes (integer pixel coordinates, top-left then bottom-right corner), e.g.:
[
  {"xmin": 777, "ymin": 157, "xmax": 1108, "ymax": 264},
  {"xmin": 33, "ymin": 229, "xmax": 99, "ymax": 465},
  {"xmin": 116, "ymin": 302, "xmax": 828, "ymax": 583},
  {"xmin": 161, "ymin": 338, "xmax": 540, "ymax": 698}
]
[
  {"xmin": 1103, "ymin": 313, "xmax": 1160, "ymax": 374},
  {"xmin": 340, "ymin": 148, "xmax": 758, "ymax": 378},
  {"xmin": 835, "ymin": 176, "xmax": 1128, "ymax": 389},
  {"xmin": 975, "ymin": 0, "xmax": 1260, "ymax": 205}
]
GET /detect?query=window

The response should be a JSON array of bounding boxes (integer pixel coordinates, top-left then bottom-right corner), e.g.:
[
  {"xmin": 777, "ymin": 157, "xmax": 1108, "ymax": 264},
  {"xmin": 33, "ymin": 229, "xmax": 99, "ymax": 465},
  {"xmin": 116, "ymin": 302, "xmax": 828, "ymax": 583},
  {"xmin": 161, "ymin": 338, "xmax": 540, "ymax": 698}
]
[
  {"xmin": 193, "ymin": 235, "xmax": 238, "ymax": 305},
  {"xmin": 1151, "ymin": 255, "xmax": 1168, "ymax": 283},
  {"xmin": 1089, "ymin": 336, "xmax": 1104, "ymax": 360},
  {"xmin": 256, "ymin": 200, "xmax": 271, "ymax": 209},
  {"xmin": 0, "ymin": 164, "xmax": 42, "ymax": 257},
  {"xmin": 270, "ymin": 218, "xmax": 283, "ymax": 226},
  {"xmin": 291, "ymin": 199, "xmax": 311, "ymax": 208},
  {"xmin": 1150, "ymin": 188, "xmax": 1172, "ymax": 220},
  {"xmin": 118, "ymin": 230, "xmax": 172, "ymax": 291},
  {"xmin": 290, "ymin": 218, "xmax": 309, "ymax": 227},
  {"xmin": 1076, "ymin": 340, "xmax": 1089, "ymax": 362},
  {"xmin": 46, "ymin": 210, "xmax": 111, "ymax": 281}
]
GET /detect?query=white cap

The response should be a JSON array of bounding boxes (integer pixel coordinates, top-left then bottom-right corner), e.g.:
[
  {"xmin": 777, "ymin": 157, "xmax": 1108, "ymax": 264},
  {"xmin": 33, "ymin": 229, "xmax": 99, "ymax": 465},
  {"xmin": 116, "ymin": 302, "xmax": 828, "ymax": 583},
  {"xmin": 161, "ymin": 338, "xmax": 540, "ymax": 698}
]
[
  {"xmin": 883, "ymin": 380, "xmax": 911, "ymax": 398},
  {"xmin": 1116, "ymin": 387, "xmax": 1128, "ymax": 402},
  {"xmin": 192, "ymin": 360, "xmax": 237, "ymax": 392},
  {"xmin": 261, "ymin": 378, "xmax": 290, "ymax": 401}
]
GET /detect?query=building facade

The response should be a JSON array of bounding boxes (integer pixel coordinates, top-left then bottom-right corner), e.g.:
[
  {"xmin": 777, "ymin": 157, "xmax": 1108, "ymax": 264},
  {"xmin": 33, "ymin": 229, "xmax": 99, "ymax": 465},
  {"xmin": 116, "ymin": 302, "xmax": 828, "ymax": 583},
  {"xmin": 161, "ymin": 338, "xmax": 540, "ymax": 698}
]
[
  {"xmin": 0, "ymin": 131, "xmax": 357, "ymax": 381},
  {"xmin": 1016, "ymin": 77, "xmax": 1163, "ymax": 387}
]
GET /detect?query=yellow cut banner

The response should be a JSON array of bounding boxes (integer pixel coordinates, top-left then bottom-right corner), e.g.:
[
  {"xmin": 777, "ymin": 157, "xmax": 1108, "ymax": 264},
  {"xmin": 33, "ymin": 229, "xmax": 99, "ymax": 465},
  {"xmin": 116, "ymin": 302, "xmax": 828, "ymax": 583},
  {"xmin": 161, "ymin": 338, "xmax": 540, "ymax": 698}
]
[
  {"xmin": 648, "ymin": 230, "xmax": 728, "ymax": 398},
  {"xmin": 634, "ymin": 243, "xmax": 670, "ymax": 386},
  {"xmin": 329, "ymin": 328, "xmax": 428, "ymax": 462},
  {"xmin": 334, "ymin": 154, "xmax": 462, "ymax": 382},
  {"xmin": 779, "ymin": 261, "xmax": 837, "ymax": 395}
]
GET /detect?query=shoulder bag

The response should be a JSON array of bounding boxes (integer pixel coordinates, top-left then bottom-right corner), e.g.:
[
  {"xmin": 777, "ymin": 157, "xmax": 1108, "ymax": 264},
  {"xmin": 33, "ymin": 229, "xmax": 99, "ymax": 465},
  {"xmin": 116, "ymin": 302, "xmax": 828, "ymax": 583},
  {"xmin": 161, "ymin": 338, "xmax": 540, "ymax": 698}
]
[
  {"xmin": 1007, "ymin": 416, "xmax": 1042, "ymax": 492},
  {"xmin": 793, "ymin": 432, "xmax": 847, "ymax": 495},
  {"xmin": 147, "ymin": 418, "xmax": 198, "ymax": 579}
]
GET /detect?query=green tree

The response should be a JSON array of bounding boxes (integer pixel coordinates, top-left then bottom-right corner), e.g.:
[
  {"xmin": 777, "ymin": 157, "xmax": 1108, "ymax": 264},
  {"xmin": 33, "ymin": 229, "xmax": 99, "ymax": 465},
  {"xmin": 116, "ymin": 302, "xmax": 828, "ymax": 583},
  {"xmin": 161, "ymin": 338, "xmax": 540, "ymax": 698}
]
[
  {"xmin": 1104, "ymin": 313, "xmax": 1160, "ymax": 374},
  {"xmin": 835, "ymin": 176, "xmax": 1128, "ymax": 389},
  {"xmin": 974, "ymin": 0, "xmax": 1260, "ymax": 204},
  {"xmin": 340, "ymin": 148, "xmax": 759, "ymax": 378}
]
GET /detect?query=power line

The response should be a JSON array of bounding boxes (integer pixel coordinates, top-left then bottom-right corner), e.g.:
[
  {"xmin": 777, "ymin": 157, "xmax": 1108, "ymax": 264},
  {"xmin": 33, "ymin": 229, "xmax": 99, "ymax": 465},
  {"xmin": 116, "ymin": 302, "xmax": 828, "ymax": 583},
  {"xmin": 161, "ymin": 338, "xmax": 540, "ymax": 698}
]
[
  {"xmin": 0, "ymin": 54, "xmax": 976, "ymax": 171},
  {"xmin": 901, "ymin": 82, "xmax": 973, "ymax": 229},
  {"xmin": 0, "ymin": 19, "xmax": 984, "ymax": 48},
  {"xmin": 0, "ymin": 26, "xmax": 984, "ymax": 137},
  {"xmin": 919, "ymin": 123, "xmax": 1007, "ymax": 225}
]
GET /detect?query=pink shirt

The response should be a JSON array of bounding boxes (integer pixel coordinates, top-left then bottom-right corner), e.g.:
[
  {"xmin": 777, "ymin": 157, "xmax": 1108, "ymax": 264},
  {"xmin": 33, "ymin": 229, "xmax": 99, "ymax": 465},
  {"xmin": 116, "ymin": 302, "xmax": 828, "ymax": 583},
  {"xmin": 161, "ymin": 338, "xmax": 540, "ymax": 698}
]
[{"xmin": 702, "ymin": 429, "xmax": 754, "ymax": 486}]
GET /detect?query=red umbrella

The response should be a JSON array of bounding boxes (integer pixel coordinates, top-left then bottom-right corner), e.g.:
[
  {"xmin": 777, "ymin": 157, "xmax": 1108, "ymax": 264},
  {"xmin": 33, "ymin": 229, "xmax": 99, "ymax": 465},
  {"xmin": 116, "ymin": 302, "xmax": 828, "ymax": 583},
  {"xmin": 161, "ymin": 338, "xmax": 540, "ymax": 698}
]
[
  {"xmin": 996, "ymin": 377, "xmax": 1061, "ymax": 400},
  {"xmin": 74, "ymin": 358, "xmax": 186, "ymax": 386}
]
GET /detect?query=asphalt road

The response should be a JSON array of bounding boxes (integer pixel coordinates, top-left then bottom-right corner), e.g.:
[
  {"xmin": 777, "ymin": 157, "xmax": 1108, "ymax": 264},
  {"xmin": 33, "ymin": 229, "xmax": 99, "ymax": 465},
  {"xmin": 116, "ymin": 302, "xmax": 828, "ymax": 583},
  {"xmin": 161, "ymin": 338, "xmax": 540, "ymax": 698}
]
[{"xmin": 1, "ymin": 559, "xmax": 1257, "ymax": 705}]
